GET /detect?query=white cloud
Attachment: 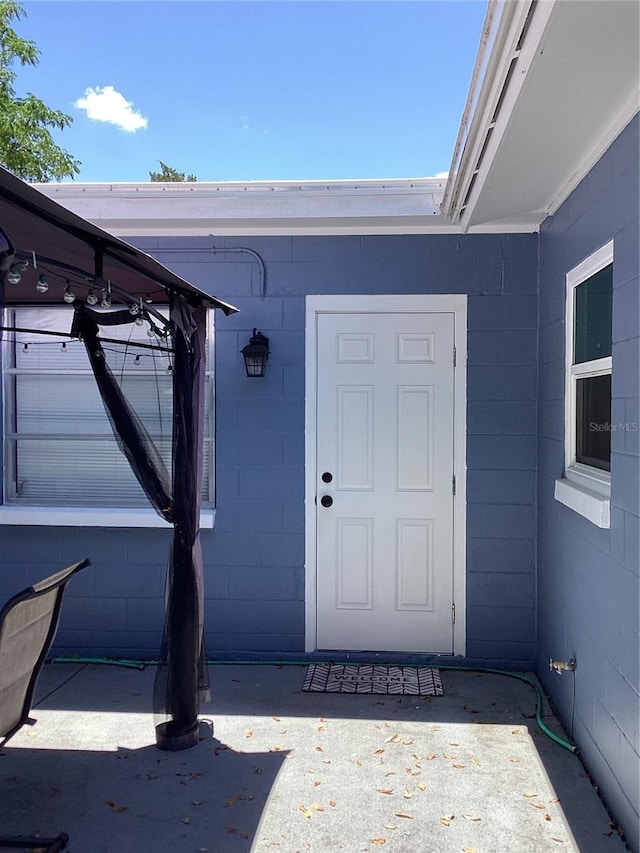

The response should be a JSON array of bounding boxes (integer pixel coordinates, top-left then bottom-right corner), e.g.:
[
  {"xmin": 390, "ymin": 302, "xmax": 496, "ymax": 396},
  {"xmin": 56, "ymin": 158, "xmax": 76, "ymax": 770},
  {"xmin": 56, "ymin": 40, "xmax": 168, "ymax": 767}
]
[
  {"xmin": 434, "ymin": 171, "xmax": 449, "ymax": 179},
  {"xmin": 75, "ymin": 86, "xmax": 148, "ymax": 132}
]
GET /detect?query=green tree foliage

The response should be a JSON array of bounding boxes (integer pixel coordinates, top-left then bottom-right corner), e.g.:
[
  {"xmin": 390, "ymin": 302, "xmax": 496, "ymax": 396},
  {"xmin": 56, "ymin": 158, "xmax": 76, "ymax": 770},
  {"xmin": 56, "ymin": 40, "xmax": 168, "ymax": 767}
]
[
  {"xmin": 149, "ymin": 161, "xmax": 197, "ymax": 182},
  {"xmin": 0, "ymin": 1, "xmax": 80, "ymax": 181}
]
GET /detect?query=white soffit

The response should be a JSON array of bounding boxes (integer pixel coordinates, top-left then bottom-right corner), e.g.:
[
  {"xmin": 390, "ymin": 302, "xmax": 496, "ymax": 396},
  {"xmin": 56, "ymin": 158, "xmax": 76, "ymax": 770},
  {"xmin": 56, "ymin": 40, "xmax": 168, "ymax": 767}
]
[{"xmin": 446, "ymin": 0, "xmax": 640, "ymax": 230}]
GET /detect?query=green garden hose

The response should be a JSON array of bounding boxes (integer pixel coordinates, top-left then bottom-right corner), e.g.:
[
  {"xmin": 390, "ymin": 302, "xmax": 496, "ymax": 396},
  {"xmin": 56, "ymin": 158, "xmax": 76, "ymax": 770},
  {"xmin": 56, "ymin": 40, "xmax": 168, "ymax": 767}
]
[{"xmin": 50, "ymin": 656, "xmax": 577, "ymax": 752}]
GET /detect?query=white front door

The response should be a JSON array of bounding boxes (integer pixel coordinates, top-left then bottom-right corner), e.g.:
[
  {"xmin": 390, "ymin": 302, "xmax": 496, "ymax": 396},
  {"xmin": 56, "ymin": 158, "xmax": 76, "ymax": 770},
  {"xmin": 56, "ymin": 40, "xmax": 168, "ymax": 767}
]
[{"xmin": 311, "ymin": 306, "xmax": 458, "ymax": 654}]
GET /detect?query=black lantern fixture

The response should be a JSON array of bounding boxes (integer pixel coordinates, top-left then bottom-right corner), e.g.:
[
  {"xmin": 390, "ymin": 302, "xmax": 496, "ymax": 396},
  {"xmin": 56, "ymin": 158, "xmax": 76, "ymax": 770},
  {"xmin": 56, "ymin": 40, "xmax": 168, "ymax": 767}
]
[{"xmin": 241, "ymin": 328, "xmax": 270, "ymax": 377}]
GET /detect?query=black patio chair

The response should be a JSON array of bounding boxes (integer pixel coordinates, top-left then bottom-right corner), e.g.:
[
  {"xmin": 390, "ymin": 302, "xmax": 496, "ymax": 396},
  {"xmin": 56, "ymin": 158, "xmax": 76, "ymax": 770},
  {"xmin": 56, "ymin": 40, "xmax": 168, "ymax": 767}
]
[{"xmin": 0, "ymin": 558, "xmax": 91, "ymax": 853}]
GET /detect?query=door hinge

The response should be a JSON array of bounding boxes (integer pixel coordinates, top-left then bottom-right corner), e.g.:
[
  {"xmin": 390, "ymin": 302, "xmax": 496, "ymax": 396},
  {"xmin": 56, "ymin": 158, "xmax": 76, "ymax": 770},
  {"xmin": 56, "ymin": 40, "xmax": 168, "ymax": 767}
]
[
  {"xmin": 453, "ymin": 346, "xmax": 456, "ymax": 367},
  {"xmin": 452, "ymin": 474, "xmax": 456, "ymax": 496},
  {"xmin": 451, "ymin": 603, "xmax": 456, "ymax": 624}
]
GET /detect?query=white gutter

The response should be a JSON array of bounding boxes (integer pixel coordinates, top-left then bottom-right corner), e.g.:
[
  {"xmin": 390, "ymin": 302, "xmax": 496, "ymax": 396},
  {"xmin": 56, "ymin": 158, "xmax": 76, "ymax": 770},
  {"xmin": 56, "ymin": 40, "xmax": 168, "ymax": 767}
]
[
  {"xmin": 441, "ymin": 0, "xmax": 523, "ymax": 221},
  {"xmin": 441, "ymin": 0, "xmax": 503, "ymax": 216}
]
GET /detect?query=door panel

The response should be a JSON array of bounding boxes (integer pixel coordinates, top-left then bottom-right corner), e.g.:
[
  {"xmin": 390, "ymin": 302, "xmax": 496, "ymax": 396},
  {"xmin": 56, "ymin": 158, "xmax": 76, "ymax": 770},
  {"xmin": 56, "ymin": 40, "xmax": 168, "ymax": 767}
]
[{"xmin": 316, "ymin": 311, "xmax": 455, "ymax": 653}]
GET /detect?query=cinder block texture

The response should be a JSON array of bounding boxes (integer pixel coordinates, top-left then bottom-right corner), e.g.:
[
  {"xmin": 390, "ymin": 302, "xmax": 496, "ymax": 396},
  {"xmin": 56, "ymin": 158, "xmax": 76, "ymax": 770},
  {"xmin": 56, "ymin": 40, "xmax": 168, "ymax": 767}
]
[{"xmin": 537, "ymin": 114, "xmax": 639, "ymax": 848}]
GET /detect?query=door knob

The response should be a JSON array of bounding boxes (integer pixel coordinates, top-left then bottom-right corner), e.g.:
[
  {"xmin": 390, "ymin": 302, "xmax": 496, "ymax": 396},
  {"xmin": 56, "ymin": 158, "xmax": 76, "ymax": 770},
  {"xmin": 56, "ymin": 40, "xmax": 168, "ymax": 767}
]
[
  {"xmin": 322, "ymin": 472, "xmax": 333, "ymax": 483},
  {"xmin": 320, "ymin": 495, "xmax": 333, "ymax": 508}
]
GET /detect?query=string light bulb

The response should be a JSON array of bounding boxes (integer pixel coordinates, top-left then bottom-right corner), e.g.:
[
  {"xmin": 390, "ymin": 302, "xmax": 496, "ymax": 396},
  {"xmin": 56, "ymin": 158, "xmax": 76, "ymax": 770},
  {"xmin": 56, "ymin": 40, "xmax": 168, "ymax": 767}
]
[
  {"xmin": 63, "ymin": 283, "xmax": 75, "ymax": 304},
  {"xmin": 7, "ymin": 264, "xmax": 21, "ymax": 285},
  {"xmin": 35, "ymin": 274, "xmax": 49, "ymax": 294},
  {"xmin": 86, "ymin": 289, "xmax": 99, "ymax": 305}
]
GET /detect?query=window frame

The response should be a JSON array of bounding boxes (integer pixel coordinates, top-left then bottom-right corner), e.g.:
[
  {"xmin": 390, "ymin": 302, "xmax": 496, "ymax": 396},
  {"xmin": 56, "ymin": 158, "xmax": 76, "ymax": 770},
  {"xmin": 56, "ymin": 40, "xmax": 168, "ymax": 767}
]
[
  {"xmin": 555, "ymin": 240, "xmax": 613, "ymax": 527},
  {"xmin": 0, "ymin": 306, "xmax": 216, "ymax": 528}
]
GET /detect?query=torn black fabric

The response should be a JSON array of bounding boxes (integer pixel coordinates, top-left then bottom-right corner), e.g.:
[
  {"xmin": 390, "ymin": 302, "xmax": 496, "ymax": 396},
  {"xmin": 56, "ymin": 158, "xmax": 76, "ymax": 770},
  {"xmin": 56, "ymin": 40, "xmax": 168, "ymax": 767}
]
[
  {"xmin": 154, "ymin": 298, "xmax": 209, "ymax": 750},
  {"xmin": 74, "ymin": 305, "xmax": 173, "ymax": 522},
  {"xmin": 73, "ymin": 300, "xmax": 208, "ymax": 750}
]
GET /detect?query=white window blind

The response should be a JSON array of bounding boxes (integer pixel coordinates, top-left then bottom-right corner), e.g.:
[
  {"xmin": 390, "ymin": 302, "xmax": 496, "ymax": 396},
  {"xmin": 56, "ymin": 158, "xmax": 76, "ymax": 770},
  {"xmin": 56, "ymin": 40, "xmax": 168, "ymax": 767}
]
[{"xmin": 2, "ymin": 306, "xmax": 214, "ymax": 508}]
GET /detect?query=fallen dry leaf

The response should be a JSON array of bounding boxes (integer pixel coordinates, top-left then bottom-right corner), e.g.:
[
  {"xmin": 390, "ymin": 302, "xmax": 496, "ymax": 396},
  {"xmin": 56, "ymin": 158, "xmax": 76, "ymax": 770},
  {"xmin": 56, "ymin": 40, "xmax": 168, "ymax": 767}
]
[
  {"xmin": 403, "ymin": 789, "xmax": 413, "ymax": 799},
  {"xmin": 449, "ymin": 741, "xmax": 460, "ymax": 746},
  {"xmin": 425, "ymin": 754, "xmax": 437, "ymax": 761},
  {"xmin": 384, "ymin": 824, "xmax": 397, "ymax": 830},
  {"xmin": 376, "ymin": 789, "xmax": 394, "ymax": 795},
  {"xmin": 440, "ymin": 814, "xmax": 455, "ymax": 826},
  {"xmin": 272, "ymin": 716, "xmax": 281, "ymax": 722},
  {"xmin": 329, "ymin": 800, "xmax": 336, "ymax": 808},
  {"xmin": 355, "ymin": 759, "xmax": 363, "ymax": 766},
  {"xmin": 182, "ymin": 816, "xmax": 191, "ymax": 825},
  {"xmin": 523, "ymin": 793, "xmax": 538, "ymax": 798},
  {"xmin": 418, "ymin": 783, "xmax": 427, "ymax": 792},
  {"xmin": 313, "ymin": 780, "xmax": 322, "ymax": 788},
  {"xmin": 462, "ymin": 847, "xmax": 478, "ymax": 853},
  {"xmin": 544, "ymin": 814, "xmax": 552, "ymax": 821},
  {"xmin": 511, "ymin": 729, "xmax": 522, "ymax": 735},
  {"xmin": 112, "ymin": 806, "xmax": 127, "ymax": 814},
  {"xmin": 315, "ymin": 746, "xmax": 324, "ymax": 752},
  {"xmin": 387, "ymin": 734, "xmax": 402, "ymax": 744},
  {"xmin": 443, "ymin": 753, "xmax": 455, "ymax": 759},
  {"xmin": 224, "ymin": 795, "xmax": 247, "ymax": 808},
  {"xmin": 240, "ymin": 830, "xmax": 249, "ymax": 839},
  {"xmin": 531, "ymin": 803, "xmax": 547, "ymax": 810},
  {"xmin": 453, "ymin": 764, "xmax": 466, "ymax": 769},
  {"xmin": 549, "ymin": 797, "xmax": 560, "ymax": 804},
  {"xmin": 192, "ymin": 800, "xmax": 203, "ymax": 806},
  {"xmin": 245, "ymin": 730, "xmax": 253, "ymax": 738},
  {"xmin": 471, "ymin": 756, "xmax": 481, "ymax": 766},
  {"xmin": 395, "ymin": 812, "xmax": 413, "ymax": 819},
  {"xmin": 373, "ymin": 749, "xmax": 385, "ymax": 756},
  {"xmin": 317, "ymin": 725, "xmax": 326, "ymax": 732},
  {"xmin": 371, "ymin": 840, "xmax": 386, "ymax": 846},
  {"xmin": 312, "ymin": 804, "xmax": 325, "ymax": 812},
  {"xmin": 462, "ymin": 814, "xmax": 481, "ymax": 822},
  {"xmin": 402, "ymin": 739, "xmax": 413, "ymax": 745},
  {"xmin": 105, "ymin": 799, "xmax": 115, "ymax": 808},
  {"xmin": 224, "ymin": 827, "xmax": 236, "ymax": 834},
  {"xmin": 298, "ymin": 805, "xmax": 312, "ymax": 819}
]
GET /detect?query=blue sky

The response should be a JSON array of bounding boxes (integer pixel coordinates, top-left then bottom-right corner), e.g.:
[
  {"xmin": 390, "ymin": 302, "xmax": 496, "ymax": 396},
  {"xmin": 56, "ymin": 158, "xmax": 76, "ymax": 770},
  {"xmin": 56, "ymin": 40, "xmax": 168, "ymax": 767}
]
[{"xmin": 18, "ymin": 1, "xmax": 487, "ymax": 182}]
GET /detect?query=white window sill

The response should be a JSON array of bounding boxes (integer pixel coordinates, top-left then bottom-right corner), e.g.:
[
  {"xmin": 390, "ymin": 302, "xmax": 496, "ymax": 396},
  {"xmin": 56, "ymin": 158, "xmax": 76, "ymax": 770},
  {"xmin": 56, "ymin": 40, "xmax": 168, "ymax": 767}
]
[
  {"xmin": 0, "ymin": 506, "xmax": 216, "ymax": 529},
  {"xmin": 554, "ymin": 478, "xmax": 610, "ymax": 528}
]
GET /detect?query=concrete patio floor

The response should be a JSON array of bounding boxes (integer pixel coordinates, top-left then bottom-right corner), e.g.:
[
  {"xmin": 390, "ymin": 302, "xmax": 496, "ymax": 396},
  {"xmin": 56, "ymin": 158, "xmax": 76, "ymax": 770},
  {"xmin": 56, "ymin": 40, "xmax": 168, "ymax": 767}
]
[{"xmin": 0, "ymin": 663, "xmax": 629, "ymax": 853}]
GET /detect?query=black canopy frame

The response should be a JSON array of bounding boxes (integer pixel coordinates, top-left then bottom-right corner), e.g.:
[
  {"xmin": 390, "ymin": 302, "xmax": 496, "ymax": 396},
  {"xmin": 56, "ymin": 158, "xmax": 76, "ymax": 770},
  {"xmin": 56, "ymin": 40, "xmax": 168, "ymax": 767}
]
[{"xmin": 0, "ymin": 166, "xmax": 237, "ymax": 750}]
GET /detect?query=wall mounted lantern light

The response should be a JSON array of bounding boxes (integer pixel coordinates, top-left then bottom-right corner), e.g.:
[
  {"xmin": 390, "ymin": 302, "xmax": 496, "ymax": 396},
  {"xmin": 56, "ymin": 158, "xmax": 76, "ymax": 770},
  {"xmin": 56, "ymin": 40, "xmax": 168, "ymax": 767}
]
[{"xmin": 241, "ymin": 328, "xmax": 270, "ymax": 377}]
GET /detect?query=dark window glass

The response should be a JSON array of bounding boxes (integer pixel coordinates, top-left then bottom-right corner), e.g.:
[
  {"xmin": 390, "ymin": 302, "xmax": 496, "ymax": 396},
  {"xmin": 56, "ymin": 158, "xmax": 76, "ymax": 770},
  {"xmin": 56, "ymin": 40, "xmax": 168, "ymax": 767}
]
[
  {"xmin": 576, "ymin": 374, "xmax": 611, "ymax": 471},
  {"xmin": 574, "ymin": 264, "xmax": 612, "ymax": 364}
]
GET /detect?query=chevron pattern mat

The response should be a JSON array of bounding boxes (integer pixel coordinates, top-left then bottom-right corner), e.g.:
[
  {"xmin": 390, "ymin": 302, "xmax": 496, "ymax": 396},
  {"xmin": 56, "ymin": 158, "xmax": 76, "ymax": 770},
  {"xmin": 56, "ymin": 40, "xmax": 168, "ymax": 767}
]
[{"xmin": 302, "ymin": 664, "xmax": 443, "ymax": 695}]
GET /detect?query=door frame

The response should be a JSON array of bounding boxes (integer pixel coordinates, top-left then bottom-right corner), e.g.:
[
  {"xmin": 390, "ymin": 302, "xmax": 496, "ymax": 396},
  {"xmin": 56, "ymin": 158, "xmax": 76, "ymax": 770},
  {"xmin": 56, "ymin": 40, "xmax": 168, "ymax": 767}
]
[{"xmin": 304, "ymin": 294, "xmax": 467, "ymax": 656}]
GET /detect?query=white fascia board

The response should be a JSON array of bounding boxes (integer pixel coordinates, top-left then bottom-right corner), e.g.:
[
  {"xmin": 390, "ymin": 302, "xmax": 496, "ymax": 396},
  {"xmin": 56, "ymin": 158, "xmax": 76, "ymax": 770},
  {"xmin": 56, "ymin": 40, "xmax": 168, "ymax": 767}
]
[
  {"xmin": 445, "ymin": 0, "xmax": 558, "ymax": 228},
  {"xmin": 32, "ymin": 179, "xmax": 538, "ymax": 236},
  {"xmin": 35, "ymin": 179, "xmax": 452, "ymax": 237}
]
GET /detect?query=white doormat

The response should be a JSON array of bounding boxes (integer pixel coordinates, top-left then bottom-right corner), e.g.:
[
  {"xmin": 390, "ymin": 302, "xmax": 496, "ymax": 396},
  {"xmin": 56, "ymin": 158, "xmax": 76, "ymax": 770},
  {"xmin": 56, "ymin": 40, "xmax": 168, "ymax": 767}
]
[{"xmin": 302, "ymin": 664, "xmax": 443, "ymax": 695}]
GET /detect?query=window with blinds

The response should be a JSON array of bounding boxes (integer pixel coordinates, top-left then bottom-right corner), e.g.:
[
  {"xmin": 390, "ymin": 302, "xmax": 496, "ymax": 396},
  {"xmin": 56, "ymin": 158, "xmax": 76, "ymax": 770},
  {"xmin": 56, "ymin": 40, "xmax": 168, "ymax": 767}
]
[{"xmin": 2, "ymin": 306, "xmax": 214, "ymax": 507}]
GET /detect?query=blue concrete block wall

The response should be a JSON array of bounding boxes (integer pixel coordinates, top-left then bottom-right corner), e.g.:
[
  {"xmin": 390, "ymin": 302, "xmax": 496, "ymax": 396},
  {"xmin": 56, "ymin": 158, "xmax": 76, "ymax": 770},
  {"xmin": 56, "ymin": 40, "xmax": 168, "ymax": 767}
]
[
  {"xmin": 0, "ymin": 232, "xmax": 539, "ymax": 667},
  {"xmin": 537, "ymin": 114, "xmax": 639, "ymax": 848}
]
